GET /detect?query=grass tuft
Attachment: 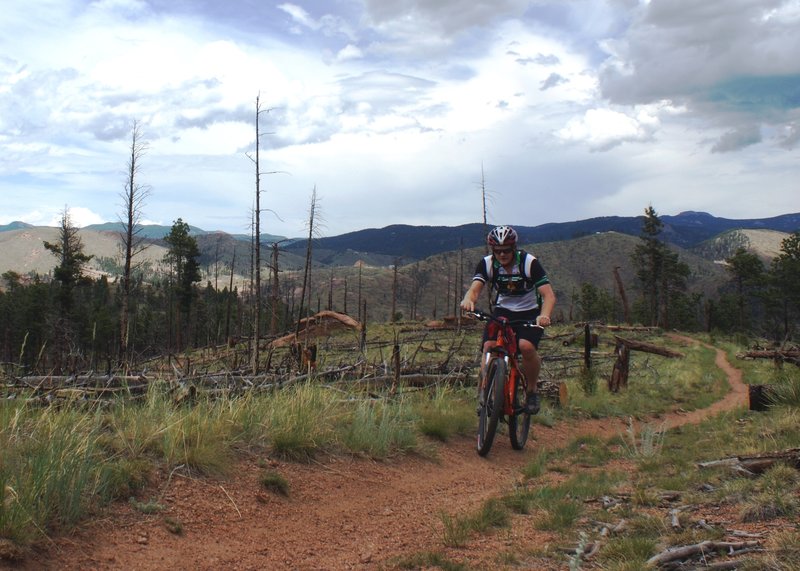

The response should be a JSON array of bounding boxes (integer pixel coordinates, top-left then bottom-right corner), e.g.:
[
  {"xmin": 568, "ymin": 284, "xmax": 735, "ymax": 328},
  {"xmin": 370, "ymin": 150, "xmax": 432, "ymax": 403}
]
[
  {"xmin": 259, "ymin": 470, "xmax": 290, "ymax": 496},
  {"xmin": 340, "ymin": 398, "xmax": 416, "ymax": 459},
  {"xmin": 129, "ymin": 497, "xmax": 165, "ymax": 514}
]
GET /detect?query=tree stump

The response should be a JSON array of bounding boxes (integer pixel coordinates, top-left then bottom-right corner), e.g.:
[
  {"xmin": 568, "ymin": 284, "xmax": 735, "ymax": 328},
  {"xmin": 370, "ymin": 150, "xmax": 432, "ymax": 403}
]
[
  {"xmin": 538, "ymin": 378, "xmax": 568, "ymax": 407},
  {"xmin": 748, "ymin": 384, "xmax": 776, "ymax": 411},
  {"xmin": 609, "ymin": 341, "xmax": 630, "ymax": 392}
]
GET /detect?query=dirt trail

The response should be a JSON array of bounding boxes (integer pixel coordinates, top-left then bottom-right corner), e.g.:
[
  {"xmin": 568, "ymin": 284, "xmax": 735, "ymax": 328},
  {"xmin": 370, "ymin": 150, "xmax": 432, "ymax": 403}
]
[{"xmin": 12, "ymin": 338, "xmax": 748, "ymax": 571}]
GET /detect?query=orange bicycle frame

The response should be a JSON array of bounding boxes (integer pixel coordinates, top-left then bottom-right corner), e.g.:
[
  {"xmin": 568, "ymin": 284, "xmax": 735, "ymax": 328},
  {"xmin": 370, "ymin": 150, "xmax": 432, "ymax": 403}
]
[{"xmin": 485, "ymin": 317, "xmax": 526, "ymax": 416}]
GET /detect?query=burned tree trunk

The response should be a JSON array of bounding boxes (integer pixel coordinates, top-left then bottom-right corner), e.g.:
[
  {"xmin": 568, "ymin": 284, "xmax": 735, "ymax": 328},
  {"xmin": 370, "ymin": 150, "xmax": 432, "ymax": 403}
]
[
  {"xmin": 609, "ymin": 341, "xmax": 630, "ymax": 392},
  {"xmin": 613, "ymin": 266, "xmax": 630, "ymax": 324}
]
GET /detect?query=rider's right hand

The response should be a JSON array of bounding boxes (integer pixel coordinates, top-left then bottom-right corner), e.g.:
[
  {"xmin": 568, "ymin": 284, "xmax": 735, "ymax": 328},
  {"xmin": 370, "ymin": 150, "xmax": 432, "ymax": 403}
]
[{"xmin": 460, "ymin": 298, "xmax": 475, "ymax": 312}]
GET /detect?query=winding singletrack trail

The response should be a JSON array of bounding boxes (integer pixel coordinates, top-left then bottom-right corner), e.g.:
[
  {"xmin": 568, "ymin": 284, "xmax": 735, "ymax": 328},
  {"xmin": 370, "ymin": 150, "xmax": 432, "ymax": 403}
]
[{"xmin": 10, "ymin": 337, "xmax": 748, "ymax": 571}]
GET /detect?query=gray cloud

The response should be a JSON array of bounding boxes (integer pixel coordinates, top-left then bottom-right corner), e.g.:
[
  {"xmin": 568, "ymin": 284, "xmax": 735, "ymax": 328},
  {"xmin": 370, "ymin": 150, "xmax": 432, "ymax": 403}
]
[
  {"xmin": 778, "ymin": 123, "xmax": 800, "ymax": 149},
  {"xmin": 711, "ymin": 125, "xmax": 762, "ymax": 153},
  {"xmin": 363, "ymin": 0, "xmax": 528, "ymax": 37},
  {"xmin": 338, "ymin": 71, "xmax": 437, "ymax": 108},
  {"xmin": 540, "ymin": 73, "xmax": 566, "ymax": 90},
  {"xmin": 598, "ymin": 0, "xmax": 800, "ymax": 152},
  {"xmin": 174, "ymin": 106, "xmax": 251, "ymax": 131}
]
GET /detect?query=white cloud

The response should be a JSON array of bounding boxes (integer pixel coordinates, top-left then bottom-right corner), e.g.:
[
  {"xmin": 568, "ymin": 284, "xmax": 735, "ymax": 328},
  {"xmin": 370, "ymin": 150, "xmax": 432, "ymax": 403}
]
[
  {"xmin": 1, "ymin": 0, "xmax": 798, "ymax": 239},
  {"xmin": 556, "ymin": 107, "xmax": 659, "ymax": 150}
]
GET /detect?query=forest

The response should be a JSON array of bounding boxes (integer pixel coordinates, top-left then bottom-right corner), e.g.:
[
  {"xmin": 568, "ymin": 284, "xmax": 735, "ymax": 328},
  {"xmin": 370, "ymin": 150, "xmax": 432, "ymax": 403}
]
[{"xmin": 1, "ymin": 203, "xmax": 798, "ymax": 376}]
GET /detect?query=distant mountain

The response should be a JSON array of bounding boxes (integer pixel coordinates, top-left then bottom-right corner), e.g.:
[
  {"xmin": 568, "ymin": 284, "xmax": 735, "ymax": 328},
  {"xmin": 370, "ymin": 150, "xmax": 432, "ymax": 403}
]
[
  {"xmin": 82, "ymin": 222, "xmax": 288, "ymax": 244},
  {"xmin": 283, "ymin": 212, "xmax": 800, "ymax": 261},
  {"xmin": 0, "ymin": 221, "xmax": 34, "ymax": 232}
]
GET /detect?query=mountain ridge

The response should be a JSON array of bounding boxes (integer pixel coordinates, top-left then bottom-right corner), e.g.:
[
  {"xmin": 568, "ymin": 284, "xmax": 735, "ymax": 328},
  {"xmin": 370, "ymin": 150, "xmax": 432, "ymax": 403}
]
[
  {"xmin": 283, "ymin": 212, "xmax": 800, "ymax": 260},
  {"xmin": 1, "ymin": 212, "xmax": 797, "ymax": 273}
]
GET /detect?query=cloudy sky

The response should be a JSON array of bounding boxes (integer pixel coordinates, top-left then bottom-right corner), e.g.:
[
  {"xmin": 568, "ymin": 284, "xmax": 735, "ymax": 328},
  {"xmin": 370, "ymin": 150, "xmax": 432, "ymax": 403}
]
[{"xmin": 1, "ymin": 0, "xmax": 798, "ymax": 238}]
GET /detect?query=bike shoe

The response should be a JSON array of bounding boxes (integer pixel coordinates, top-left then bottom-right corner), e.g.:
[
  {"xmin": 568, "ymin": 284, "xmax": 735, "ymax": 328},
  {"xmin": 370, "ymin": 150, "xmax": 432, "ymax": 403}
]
[{"xmin": 524, "ymin": 393, "xmax": 540, "ymax": 415}]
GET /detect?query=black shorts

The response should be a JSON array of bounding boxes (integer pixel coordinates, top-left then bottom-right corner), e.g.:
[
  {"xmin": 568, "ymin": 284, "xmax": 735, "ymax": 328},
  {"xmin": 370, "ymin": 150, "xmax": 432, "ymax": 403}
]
[{"xmin": 481, "ymin": 307, "xmax": 544, "ymax": 349}]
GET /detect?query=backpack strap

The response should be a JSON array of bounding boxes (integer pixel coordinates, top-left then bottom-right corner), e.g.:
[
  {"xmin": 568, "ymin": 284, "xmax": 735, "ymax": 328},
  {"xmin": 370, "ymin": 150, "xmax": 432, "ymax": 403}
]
[{"xmin": 490, "ymin": 250, "xmax": 539, "ymax": 303}]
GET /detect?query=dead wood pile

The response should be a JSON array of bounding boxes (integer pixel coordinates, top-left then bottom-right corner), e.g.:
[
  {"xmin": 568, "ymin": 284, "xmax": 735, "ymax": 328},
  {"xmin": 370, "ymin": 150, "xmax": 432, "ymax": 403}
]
[{"xmin": 269, "ymin": 310, "xmax": 362, "ymax": 348}]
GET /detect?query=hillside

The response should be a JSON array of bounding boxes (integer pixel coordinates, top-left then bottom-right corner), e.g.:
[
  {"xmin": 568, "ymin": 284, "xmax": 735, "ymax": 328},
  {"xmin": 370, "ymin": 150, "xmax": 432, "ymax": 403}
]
[
  {"xmin": 0, "ymin": 227, "xmax": 169, "ymax": 279},
  {"xmin": 290, "ymin": 232, "xmax": 730, "ymax": 323},
  {"xmin": 691, "ymin": 228, "xmax": 789, "ymax": 263}
]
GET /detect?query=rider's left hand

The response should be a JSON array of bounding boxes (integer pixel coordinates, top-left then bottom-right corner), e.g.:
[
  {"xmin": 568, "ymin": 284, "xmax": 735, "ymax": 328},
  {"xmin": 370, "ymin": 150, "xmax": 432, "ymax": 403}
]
[{"xmin": 536, "ymin": 315, "xmax": 551, "ymax": 327}]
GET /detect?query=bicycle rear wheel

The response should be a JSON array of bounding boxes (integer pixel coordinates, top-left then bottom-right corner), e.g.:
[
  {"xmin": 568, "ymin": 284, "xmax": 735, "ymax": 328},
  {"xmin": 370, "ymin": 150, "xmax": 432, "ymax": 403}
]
[
  {"xmin": 509, "ymin": 374, "xmax": 531, "ymax": 450},
  {"xmin": 477, "ymin": 358, "xmax": 506, "ymax": 456}
]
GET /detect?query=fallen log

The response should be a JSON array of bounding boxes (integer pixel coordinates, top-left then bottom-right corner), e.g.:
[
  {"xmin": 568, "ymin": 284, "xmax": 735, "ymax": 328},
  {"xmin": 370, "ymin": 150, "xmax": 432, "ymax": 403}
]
[
  {"xmin": 608, "ymin": 337, "xmax": 683, "ymax": 393},
  {"xmin": 52, "ymin": 386, "xmax": 147, "ymax": 398},
  {"xmin": 7, "ymin": 375, "xmax": 149, "ymax": 389},
  {"xmin": 613, "ymin": 337, "xmax": 684, "ymax": 358},
  {"xmin": 737, "ymin": 350, "xmax": 800, "ymax": 366},
  {"xmin": 738, "ymin": 349, "xmax": 800, "ymax": 359},
  {"xmin": 697, "ymin": 449, "xmax": 800, "ymax": 474},
  {"xmin": 580, "ymin": 324, "xmax": 660, "ymax": 332},
  {"xmin": 269, "ymin": 311, "xmax": 362, "ymax": 348},
  {"xmin": 646, "ymin": 539, "xmax": 762, "ymax": 567},
  {"xmin": 354, "ymin": 373, "xmax": 469, "ymax": 387}
]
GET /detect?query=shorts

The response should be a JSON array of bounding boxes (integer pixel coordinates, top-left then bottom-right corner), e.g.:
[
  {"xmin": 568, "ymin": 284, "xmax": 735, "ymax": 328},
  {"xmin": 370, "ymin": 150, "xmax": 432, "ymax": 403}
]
[{"xmin": 481, "ymin": 307, "xmax": 544, "ymax": 349}]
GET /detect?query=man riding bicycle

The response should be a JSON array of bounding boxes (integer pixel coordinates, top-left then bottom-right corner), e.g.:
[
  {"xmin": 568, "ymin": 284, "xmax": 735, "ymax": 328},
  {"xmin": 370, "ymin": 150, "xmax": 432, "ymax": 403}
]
[{"xmin": 460, "ymin": 226, "xmax": 557, "ymax": 414}]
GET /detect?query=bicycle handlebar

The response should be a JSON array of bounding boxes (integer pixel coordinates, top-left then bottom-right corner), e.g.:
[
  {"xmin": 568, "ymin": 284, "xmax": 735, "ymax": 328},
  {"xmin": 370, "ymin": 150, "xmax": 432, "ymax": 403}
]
[{"xmin": 465, "ymin": 309, "xmax": 544, "ymax": 330}]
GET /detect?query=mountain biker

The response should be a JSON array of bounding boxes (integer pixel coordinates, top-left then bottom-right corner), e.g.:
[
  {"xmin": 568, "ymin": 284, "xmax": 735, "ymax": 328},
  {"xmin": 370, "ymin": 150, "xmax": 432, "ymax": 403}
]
[{"xmin": 460, "ymin": 225, "xmax": 557, "ymax": 414}]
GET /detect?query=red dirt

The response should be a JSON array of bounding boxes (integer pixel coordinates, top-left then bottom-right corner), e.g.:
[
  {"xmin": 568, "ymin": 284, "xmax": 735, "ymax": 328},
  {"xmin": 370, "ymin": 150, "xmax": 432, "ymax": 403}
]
[{"xmin": 5, "ymin": 338, "xmax": 749, "ymax": 571}]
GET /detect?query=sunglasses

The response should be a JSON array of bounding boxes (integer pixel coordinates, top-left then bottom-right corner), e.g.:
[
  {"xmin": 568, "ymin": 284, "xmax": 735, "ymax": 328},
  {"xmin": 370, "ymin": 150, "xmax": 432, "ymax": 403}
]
[{"xmin": 493, "ymin": 248, "xmax": 513, "ymax": 255}]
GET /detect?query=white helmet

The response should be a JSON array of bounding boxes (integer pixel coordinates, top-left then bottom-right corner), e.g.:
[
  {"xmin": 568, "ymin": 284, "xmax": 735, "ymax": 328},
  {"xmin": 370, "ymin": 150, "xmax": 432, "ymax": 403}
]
[{"xmin": 487, "ymin": 225, "xmax": 517, "ymax": 247}]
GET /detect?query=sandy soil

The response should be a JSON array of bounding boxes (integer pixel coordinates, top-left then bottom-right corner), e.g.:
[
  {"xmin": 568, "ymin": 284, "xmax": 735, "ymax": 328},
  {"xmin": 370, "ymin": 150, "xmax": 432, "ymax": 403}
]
[{"xmin": 5, "ymin": 338, "xmax": 749, "ymax": 571}]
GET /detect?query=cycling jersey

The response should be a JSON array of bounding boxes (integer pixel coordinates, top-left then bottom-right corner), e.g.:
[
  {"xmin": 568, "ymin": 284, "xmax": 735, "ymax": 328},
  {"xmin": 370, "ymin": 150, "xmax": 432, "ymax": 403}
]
[{"xmin": 471, "ymin": 250, "xmax": 550, "ymax": 312}]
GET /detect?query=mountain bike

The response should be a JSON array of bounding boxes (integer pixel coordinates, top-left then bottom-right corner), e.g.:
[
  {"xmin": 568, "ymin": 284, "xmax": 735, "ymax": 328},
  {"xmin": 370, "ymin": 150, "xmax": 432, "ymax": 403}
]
[{"xmin": 467, "ymin": 310, "xmax": 543, "ymax": 457}]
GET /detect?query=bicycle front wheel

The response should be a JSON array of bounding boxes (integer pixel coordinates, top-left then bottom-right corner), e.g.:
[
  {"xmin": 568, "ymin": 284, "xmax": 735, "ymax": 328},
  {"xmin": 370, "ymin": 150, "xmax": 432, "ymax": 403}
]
[
  {"xmin": 477, "ymin": 358, "xmax": 506, "ymax": 457},
  {"xmin": 509, "ymin": 375, "xmax": 531, "ymax": 450}
]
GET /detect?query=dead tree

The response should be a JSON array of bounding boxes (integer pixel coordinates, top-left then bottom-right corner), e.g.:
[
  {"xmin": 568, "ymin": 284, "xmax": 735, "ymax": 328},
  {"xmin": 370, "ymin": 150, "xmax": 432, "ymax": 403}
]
[
  {"xmin": 391, "ymin": 257, "xmax": 401, "ymax": 322},
  {"xmin": 480, "ymin": 164, "xmax": 490, "ymax": 256},
  {"xmin": 343, "ymin": 276, "xmax": 348, "ymax": 315},
  {"xmin": 118, "ymin": 120, "xmax": 150, "ymax": 367},
  {"xmin": 295, "ymin": 187, "xmax": 319, "ymax": 351},
  {"xmin": 327, "ymin": 268, "xmax": 334, "ymax": 311},
  {"xmin": 247, "ymin": 95, "xmax": 270, "ymax": 374},
  {"xmin": 612, "ymin": 266, "xmax": 630, "ymax": 324},
  {"xmin": 357, "ymin": 261, "xmax": 363, "ymax": 322},
  {"xmin": 225, "ymin": 247, "xmax": 236, "ymax": 342},
  {"xmin": 269, "ymin": 242, "xmax": 280, "ymax": 335}
]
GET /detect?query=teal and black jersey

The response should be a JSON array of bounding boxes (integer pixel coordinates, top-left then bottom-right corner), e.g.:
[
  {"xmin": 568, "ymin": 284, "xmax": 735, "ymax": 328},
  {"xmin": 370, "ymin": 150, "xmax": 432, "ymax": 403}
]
[{"xmin": 471, "ymin": 249, "xmax": 550, "ymax": 312}]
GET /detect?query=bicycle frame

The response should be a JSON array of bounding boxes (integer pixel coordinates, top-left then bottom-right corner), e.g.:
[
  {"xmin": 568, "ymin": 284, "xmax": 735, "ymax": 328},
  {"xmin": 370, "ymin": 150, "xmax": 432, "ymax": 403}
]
[
  {"xmin": 470, "ymin": 309, "xmax": 541, "ymax": 455},
  {"xmin": 481, "ymin": 318, "xmax": 525, "ymax": 417},
  {"xmin": 471, "ymin": 309, "xmax": 542, "ymax": 414}
]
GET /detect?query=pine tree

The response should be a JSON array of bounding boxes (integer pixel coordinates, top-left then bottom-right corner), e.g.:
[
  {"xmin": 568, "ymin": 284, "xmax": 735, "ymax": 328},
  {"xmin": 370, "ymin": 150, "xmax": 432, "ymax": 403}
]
[
  {"xmin": 725, "ymin": 247, "xmax": 765, "ymax": 330},
  {"xmin": 164, "ymin": 219, "xmax": 201, "ymax": 350},
  {"xmin": 766, "ymin": 231, "xmax": 800, "ymax": 340},
  {"xmin": 44, "ymin": 207, "xmax": 93, "ymax": 315}
]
